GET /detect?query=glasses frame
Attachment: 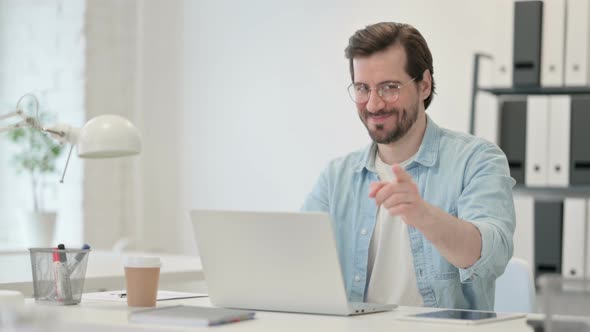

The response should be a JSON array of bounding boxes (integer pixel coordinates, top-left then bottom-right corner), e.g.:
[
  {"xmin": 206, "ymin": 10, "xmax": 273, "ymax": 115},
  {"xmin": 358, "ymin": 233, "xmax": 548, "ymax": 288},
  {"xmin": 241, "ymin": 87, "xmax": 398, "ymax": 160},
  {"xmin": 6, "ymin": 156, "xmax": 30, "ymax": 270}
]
[{"xmin": 347, "ymin": 77, "xmax": 417, "ymax": 104}]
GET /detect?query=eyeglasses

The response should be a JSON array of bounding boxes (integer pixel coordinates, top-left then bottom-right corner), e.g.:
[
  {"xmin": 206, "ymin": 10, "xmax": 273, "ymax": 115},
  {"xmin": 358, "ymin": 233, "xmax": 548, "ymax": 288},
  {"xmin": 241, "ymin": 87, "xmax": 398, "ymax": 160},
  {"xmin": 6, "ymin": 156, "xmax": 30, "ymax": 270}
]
[{"xmin": 347, "ymin": 77, "xmax": 416, "ymax": 104}]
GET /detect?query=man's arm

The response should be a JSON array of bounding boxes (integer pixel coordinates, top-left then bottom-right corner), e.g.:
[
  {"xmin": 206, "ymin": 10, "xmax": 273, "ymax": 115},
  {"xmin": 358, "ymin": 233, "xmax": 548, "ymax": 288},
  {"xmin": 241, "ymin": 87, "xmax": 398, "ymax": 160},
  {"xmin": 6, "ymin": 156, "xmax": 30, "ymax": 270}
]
[
  {"xmin": 370, "ymin": 142, "xmax": 515, "ymax": 278},
  {"xmin": 369, "ymin": 165, "xmax": 482, "ymax": 268},
  {"xmin": 411, "ymin": 202, "xmax": 482, "ymax": 268},
  {"xmin": 301, "ymin": 167, "xmax": 330, "ymax": 212}
]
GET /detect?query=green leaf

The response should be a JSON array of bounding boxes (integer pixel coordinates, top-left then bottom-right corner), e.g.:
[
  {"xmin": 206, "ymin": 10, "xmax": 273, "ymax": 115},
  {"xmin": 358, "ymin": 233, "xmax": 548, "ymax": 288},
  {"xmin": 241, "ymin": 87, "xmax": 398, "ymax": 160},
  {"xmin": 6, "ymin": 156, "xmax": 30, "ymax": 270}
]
[{"xmin": 8, "ymin": 128, "xmax": 25, "ymax": 142}]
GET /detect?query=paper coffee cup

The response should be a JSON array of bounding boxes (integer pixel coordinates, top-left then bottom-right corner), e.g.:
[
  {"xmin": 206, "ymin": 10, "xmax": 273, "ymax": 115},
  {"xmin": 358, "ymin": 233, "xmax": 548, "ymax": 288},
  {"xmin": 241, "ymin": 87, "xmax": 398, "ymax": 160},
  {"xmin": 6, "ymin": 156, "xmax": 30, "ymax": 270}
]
[{"xmin": 123, "ymin": 256, "xmax": 161, "ymax": 307}]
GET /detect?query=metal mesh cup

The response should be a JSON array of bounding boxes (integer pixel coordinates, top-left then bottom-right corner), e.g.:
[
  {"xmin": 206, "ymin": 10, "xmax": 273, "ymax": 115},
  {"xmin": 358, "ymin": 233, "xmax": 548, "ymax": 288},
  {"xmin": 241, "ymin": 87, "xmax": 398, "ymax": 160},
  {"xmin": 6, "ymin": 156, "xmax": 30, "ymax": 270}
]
[{"xmin": 28, "ymin": 248, "xmax": 91, "ymax": 305}]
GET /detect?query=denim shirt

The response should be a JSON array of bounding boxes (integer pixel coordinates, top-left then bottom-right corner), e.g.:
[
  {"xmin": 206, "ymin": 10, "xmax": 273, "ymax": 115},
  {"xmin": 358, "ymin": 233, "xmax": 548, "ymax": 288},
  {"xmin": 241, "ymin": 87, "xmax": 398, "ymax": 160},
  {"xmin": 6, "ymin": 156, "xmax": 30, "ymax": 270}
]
[{"xmin": 301, "ymin": 115, "xmax": 516, "ymax": 310}]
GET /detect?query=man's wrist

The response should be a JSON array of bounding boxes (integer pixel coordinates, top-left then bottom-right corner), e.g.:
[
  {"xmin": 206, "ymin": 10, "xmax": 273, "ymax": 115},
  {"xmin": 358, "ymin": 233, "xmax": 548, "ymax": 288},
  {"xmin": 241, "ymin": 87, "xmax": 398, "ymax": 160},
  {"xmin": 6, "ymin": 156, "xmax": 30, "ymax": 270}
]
[
  {"xmin": 413, "ymin": 202, "xmax": 449, "ymax": 244},
  {"xmin": 413, "ymin": 202, "xmax": 437, "ymax": 233}
]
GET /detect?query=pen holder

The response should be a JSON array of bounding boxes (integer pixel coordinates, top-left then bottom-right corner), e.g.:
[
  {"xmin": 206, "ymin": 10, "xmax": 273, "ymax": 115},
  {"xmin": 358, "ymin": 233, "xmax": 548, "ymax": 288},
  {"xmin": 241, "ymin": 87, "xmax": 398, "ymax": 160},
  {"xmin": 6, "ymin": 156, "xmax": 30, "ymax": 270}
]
[{"xmin": 28, "ymin": 247, "xmax": 91, "ymax": 305}]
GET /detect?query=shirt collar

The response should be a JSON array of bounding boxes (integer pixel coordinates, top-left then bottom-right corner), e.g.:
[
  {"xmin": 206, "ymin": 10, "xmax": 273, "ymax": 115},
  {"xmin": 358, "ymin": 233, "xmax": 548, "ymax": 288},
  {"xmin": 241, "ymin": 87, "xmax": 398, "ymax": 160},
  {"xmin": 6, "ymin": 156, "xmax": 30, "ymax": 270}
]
[{"xmin": 353, "ymin": 114, "xmax": 441, "ymax": 173}]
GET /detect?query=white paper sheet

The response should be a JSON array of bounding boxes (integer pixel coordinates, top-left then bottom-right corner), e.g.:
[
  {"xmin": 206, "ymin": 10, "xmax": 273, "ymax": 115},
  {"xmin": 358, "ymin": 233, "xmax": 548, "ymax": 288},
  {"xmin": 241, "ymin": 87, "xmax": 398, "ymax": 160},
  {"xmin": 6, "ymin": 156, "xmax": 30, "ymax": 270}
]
[{"xmin": 82, "ymin": 290, "xmax": 208, "ymax": 302}]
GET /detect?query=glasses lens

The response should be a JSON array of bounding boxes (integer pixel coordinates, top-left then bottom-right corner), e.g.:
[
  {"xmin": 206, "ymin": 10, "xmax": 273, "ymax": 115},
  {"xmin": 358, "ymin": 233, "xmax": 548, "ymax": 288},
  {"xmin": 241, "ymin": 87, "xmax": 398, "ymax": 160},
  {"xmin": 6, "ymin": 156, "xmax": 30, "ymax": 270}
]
[
  {"xmin": 379, "ymin": 83, "xmax": 401, "ymax": 103},
  {"xmin": 348, "ymin": 84, "xmax": 368, "ymax": 103}
]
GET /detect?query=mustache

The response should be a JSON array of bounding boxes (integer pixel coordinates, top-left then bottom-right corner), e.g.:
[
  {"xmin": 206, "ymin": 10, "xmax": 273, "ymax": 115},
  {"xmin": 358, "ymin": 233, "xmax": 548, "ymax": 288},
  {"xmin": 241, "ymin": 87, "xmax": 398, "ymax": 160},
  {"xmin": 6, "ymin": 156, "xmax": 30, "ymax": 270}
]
[{"xmin": 366, "ymin": 109, "xmax": 400, "ymax": 117}]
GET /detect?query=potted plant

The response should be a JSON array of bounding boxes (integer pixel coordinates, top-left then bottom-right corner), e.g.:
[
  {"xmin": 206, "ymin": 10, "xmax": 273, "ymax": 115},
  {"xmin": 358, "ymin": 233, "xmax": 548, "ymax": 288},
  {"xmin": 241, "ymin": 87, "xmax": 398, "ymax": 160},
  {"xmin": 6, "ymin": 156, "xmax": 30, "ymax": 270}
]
[{"xmin": 7, "ymin": 105, "xmax": 64, "ymax": 247}]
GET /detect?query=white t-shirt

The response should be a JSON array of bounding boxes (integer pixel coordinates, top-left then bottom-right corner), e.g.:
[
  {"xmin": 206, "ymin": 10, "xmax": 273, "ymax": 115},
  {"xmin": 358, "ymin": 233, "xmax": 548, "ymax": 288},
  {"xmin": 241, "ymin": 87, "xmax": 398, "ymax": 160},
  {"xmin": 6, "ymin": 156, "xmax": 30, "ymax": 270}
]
[{"xmin": 365, "ymin": 152, "xmax": 424, "ymax": 306}]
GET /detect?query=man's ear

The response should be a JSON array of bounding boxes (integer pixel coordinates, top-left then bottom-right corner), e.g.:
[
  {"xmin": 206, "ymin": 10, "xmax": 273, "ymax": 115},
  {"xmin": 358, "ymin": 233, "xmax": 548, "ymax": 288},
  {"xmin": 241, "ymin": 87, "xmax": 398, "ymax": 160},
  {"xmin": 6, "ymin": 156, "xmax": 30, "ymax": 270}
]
[{"xmin": 420, "ymin": 69, "xmax": 432, "ymax": 101}]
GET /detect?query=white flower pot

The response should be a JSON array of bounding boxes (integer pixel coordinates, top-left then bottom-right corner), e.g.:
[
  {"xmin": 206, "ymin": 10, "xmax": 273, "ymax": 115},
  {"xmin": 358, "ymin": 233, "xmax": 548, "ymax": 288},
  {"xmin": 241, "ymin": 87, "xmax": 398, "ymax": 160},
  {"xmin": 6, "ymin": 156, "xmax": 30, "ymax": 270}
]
[{"xmin": 22, "ymin": 211, "xmax": 57, "ymax": 248}]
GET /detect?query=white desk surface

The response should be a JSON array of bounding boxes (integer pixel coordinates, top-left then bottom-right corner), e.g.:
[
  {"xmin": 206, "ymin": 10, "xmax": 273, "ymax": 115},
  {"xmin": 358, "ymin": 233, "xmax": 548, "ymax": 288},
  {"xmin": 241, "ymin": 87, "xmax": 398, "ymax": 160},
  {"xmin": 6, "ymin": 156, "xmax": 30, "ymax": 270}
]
[
  {"xmin": 27, "ymin": 297, "xmax": 538, "ymax": 332},
  {"xmin": 0, "ymin": 250, "xmax": 203, "ymax": 294}
]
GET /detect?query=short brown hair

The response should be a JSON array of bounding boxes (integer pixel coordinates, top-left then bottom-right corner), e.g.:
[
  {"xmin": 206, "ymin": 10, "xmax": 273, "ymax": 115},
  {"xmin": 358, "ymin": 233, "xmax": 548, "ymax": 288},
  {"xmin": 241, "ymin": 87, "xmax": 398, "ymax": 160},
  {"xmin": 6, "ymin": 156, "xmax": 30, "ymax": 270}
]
[{"xmin": 344, "ymin": 22, "xmax": 435, "ymax": 109}]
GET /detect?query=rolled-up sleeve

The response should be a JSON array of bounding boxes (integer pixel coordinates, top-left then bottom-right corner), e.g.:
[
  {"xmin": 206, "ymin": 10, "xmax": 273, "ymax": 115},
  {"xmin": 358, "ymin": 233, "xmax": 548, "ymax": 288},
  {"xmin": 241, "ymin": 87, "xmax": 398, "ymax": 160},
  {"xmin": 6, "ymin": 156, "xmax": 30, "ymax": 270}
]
[{"xmin": 456, "ymin": 143, "xmax": 516, "ymax": 283}]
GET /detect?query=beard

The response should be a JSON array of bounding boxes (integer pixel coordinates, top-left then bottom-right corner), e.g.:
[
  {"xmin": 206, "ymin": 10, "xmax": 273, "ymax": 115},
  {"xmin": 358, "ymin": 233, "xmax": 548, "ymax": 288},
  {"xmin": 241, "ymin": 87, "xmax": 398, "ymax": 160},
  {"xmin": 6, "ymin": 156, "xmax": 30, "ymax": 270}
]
[{"xmin": 359, "ymin": 101, "xmax": 420, "ymax": 144}]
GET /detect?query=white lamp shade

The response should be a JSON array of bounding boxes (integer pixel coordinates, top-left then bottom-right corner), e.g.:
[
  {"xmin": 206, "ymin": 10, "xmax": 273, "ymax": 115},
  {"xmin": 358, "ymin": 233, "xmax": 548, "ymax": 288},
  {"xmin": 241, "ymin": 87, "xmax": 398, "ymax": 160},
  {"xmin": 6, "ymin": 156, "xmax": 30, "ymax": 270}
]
[{"xmin": 76, "ymin": 115, "xmax": 142, "ymax": 158}]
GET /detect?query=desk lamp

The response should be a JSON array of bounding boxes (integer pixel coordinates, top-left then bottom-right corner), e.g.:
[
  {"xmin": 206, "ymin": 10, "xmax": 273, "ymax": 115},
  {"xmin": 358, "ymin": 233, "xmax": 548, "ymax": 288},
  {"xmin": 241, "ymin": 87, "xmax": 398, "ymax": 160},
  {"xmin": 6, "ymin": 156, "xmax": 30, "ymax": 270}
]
[{"xmin": 0, "ymin": 94, "xmax": 141, "ymax": 181}]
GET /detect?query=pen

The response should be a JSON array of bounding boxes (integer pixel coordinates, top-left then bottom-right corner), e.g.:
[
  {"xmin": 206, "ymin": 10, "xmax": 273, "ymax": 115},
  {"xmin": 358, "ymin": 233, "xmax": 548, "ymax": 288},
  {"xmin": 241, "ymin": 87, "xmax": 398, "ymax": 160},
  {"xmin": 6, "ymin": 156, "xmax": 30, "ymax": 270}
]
[
  {"xmin": 58, "ymin": 244, "xmax": 73, "ymax": 303},
  {"xmin": 52, "ymin": 248, "xmax": 64, "ymax": 301},
  {"xmin": 67, "ymin": 244, "xmax": 91, "ymax": 275}
]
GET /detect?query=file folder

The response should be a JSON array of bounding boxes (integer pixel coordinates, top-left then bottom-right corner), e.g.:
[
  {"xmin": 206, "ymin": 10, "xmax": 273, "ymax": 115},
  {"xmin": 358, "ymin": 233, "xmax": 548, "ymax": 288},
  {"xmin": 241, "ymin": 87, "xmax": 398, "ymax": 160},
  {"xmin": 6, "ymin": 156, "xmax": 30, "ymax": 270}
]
[
  {"xmin": 534, "ymin": 200, "xmax": 563, "ymax": 278},
  {"xmin": 499, "ymin": 99, "xmax": 527, "ymax": 184},
  {"xmin": 562, "ymin": 198, "xmax": 586, "ymax": 278},
  {"xmin": 526, "ymin": 96, "xmax": 550, "ymax": 186},
  {"xmin": 474, "ymin": 92, "xmax": 500, "ymax": 145},
  {"xmin": 513, "ymin": 195, "xmax": 535, "ymax": 267},
  {"xmin": 513, "ymin": 0, "xmax": 543, "ymax": 87},
  {"xmin": 586, "ymin": 198, "xmax": 590, "ymax": 279},
  {"xmin": 541, "ymin": 0, "xmax": 567, "ymax": 87},
  {"xmin": 565, "ymin": 0, "xmax": 590, "ymax": 86},
  {"xmin": 547, "ymin": 96, "xmax": 571, "ymax": 187},
  {"xmin": 570, "ymin": 97, "xmax": 590, "ymax": 185},
  {"xmin": 492, "ymin": 0, "xmax": 515, "ymax": 87}
]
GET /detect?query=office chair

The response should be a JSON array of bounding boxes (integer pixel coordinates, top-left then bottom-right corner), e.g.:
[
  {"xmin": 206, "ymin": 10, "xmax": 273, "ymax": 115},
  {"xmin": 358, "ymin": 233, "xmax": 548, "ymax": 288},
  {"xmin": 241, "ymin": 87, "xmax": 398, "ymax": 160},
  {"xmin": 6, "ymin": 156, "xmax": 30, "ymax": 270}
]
[{"xmin": 494, "ymin": 257, "xmax": 536, "ymax": 313}]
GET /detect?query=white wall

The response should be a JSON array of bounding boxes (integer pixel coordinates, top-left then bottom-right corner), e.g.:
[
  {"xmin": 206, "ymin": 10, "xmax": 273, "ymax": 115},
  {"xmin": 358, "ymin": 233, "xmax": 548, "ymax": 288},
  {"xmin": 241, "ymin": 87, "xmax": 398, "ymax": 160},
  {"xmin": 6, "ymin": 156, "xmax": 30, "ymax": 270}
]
[
  {"xmin": 83, "ymin": 0, "xmax": 141, "ymax": 250},
  {"xmin": 136, "ymin": 0, "xmax": 501, "ymax": 253},
  {"xmin": 135, "ymin": 0, "xmax": 184, "ymax": 252}
]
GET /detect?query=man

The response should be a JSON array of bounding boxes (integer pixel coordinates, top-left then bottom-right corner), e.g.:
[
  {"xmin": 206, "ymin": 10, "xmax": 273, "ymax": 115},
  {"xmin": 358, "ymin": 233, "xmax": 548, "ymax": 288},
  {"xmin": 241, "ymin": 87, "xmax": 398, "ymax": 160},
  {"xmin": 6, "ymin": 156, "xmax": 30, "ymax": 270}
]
[{"xmin": 302, "ymin": 22, "xmax": 515, "ymax": 310}]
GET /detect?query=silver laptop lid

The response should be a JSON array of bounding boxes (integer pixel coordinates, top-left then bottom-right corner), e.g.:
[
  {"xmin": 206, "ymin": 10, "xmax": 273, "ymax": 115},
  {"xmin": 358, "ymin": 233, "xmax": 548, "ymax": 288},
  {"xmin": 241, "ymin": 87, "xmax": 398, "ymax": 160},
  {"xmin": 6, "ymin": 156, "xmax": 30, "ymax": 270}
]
[{"xmin": 190, "ymin": 210, "xmax": 352, "ymax": 315}]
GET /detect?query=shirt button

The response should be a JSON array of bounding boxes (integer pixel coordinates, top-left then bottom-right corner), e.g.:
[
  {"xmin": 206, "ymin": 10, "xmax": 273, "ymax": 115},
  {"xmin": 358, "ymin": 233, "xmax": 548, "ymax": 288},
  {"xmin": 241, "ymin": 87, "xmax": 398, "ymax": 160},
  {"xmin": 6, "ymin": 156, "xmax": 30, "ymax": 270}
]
[
  {"xmin": 360, "ymin": 228, "xmax": 367, "ymax": 236},
  {"xmin": 354, "ymin": 275, "xmax": 361, "ymax": 282}
]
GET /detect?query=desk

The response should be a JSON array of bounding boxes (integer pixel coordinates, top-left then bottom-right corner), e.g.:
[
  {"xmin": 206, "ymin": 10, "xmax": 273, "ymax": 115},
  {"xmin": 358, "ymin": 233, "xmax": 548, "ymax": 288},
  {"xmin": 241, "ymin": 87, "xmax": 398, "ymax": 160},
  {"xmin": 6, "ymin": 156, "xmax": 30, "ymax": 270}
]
[
  {"xmin": 0, "ymin": 251, "xmax": 204, "ymax": 295},
  {"xmin": 24, "ymin": 297, "xmax": 537, "ymax": 332}
]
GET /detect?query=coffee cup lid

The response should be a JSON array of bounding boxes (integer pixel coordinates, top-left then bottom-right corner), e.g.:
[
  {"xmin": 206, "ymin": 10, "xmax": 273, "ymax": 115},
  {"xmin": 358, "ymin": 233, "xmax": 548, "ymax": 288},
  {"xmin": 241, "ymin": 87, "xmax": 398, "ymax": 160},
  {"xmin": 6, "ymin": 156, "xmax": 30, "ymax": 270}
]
[{"xmin": 123, "ymin": 256, "xmax": 161, "ymax": 268}]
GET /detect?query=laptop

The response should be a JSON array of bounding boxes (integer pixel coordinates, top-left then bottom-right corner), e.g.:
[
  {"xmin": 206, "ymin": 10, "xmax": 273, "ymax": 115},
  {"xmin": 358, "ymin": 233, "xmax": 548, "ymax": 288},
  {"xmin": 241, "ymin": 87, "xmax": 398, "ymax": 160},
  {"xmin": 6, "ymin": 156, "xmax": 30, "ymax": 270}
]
[{"xmin": 190, "ymin": 210, "xmax": 397, "ymax": 316}]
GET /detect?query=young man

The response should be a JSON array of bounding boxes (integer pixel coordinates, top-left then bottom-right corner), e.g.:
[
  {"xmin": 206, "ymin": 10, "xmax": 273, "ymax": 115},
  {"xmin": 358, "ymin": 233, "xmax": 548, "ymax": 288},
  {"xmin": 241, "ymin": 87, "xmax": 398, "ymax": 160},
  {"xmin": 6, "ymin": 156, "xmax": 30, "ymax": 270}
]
[{"xmin": 302, "ymin": 22, "xmax": 515, "ymax": 310}]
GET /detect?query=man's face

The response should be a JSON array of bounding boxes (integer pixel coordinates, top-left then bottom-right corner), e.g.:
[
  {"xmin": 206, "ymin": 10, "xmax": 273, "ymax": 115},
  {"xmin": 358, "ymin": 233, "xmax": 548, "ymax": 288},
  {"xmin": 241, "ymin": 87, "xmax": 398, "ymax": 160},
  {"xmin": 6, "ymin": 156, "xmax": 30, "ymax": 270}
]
[{"xmin": 352, "ymin": 44, "xmax": 422, "ymax": 144}]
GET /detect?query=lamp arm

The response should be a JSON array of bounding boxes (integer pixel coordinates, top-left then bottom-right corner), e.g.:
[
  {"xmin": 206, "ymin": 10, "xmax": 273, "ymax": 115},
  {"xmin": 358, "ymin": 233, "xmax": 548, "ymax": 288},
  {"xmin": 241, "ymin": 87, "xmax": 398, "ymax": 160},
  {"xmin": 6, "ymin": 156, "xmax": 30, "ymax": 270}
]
[
  {"xmin": 0, "ymin": 110, "xmax": 29, "ymax": 133},
  {"xmin": 0, "ymin": 120, "xmax": 29, "ymax": 133},
  {"xmin": 1, "ymin": 106, "xmax": 82, "ymax": 146},
  {"xmin": 0, "ymin": 110, "xmax": 23, "ymax": 121},
  {"xmin": 41, "ymin": 123, "xmax": 81, "ymax": 145},
  {"xmin": 40, "ymin": 124, "xmax": 81, "ymax": 184}
]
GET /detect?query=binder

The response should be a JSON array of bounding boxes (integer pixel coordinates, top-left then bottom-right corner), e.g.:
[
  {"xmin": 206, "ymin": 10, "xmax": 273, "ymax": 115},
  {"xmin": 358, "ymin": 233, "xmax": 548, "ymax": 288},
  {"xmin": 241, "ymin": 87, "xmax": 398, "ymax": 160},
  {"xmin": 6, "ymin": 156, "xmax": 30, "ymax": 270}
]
[
  {"xmin": 513, "ymin": 195, "xmax": 535, "ymax": 268},
  {"xmin": 525, "ymin": 96, "xmax": 550, "ymax": 186},
  {"xmin": 565, "ymin": 0, "xmax": 590, "ymax": 86},
  {"xmin": 547, "ymin": 96, "xmax": 571, "ymax": 187},
  {"xmin": 499, "ymin": 99, "xmax": 527, "ymax": 184},
  {"xmin": 586, "ymin": 199, "xmax": 590, "ymax": 278},
  {"xmin": 534, "ymin": 200, "xmax": 563, "ymax": 278},
  {"xmin": 570, "ymin": 97, "xmax": 590, "ymax": 185},
  {"xmin": 513, "ymin": 0, "xmax": 543, "ymax": 87},
  {"xmin": 541, "ymin": 0, "xmax": 567, "ymax": 87},
  {"xmin": 492, "ymin": 0, "xmax": 515, "ymax": 87},
  {"xmin": 474, "ymin": 92, "xmax": 500, "ymax": 145},
  {"xmin": 562, "ymin": 198, "xmax": 586, "ymax": 278}
]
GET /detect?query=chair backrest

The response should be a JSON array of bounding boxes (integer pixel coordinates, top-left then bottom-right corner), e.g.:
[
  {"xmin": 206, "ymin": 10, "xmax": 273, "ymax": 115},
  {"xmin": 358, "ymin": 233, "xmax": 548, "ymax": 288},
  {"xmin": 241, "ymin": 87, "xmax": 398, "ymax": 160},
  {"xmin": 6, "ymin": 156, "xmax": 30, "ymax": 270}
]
[{"xmin": 494, "ymin": 257, "xmax": 536, "ymax": 313}]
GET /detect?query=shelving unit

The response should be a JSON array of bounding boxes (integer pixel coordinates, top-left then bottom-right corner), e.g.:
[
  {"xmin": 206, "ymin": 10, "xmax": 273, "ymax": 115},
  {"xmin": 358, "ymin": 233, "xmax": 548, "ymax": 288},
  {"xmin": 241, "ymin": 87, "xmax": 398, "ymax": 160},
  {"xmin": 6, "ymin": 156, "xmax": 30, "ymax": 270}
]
[
  {"xmin": 470, "ymin": 51, "xmax": 590, "ymax": 282},
  {"xmin": 470, "ymin": 52, "xmax": 590, "ymax": 191},
  {"xmin": 480, "ymin": 86, "xmax": 590, "ymax": 96},
  {"xmin": 513, "ymin": 185, "xmax": 590, "ymax": 200}
]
